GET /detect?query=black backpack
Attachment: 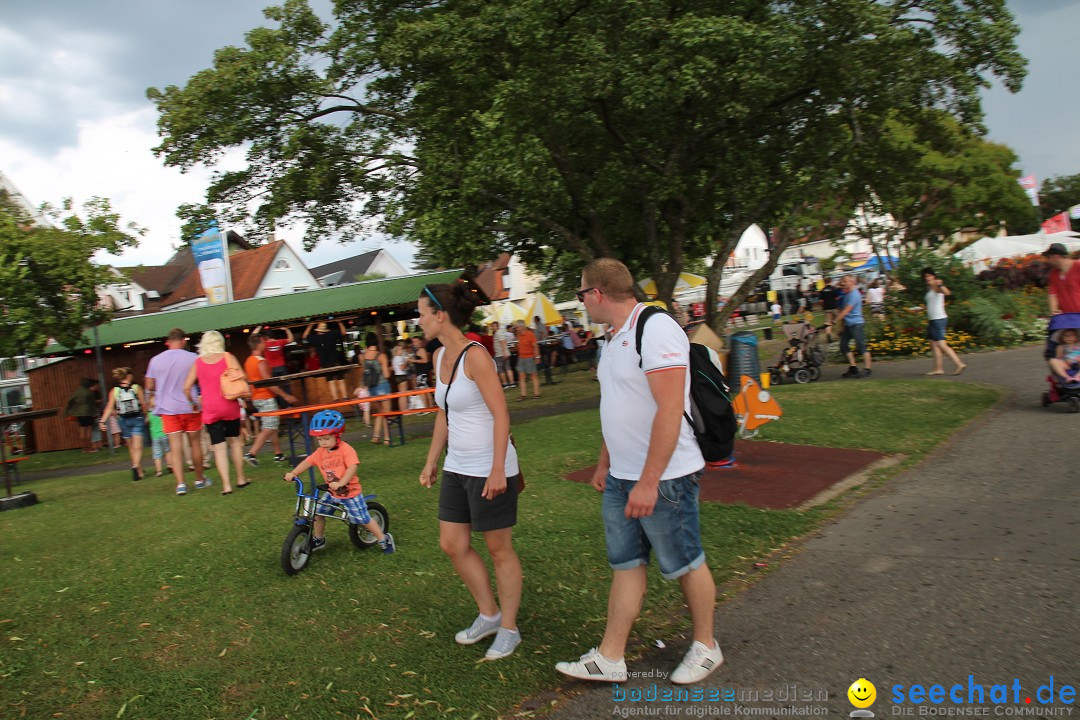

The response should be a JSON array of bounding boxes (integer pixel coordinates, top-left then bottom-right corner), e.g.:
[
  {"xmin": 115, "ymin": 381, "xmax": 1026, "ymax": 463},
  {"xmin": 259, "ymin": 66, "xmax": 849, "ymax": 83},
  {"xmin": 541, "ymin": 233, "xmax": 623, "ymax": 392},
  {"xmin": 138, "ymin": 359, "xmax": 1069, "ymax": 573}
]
[
  {"xmin": 362, "ymin": 356, "xmax": 383, "ymax": 389},
  {"xmin": 635, "ymin": 306, "xmax": 737, "ymax": 464}
]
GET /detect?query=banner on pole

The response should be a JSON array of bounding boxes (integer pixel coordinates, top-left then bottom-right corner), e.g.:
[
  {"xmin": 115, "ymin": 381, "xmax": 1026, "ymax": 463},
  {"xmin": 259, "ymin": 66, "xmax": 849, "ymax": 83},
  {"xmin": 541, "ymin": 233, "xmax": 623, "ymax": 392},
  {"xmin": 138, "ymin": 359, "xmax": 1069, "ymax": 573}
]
[
  {"xmin": 1018, "ymin": 175, "xmax": 1039, "ymax": 207},
  {"xmin": 191, "ymin": 223, "xmax": 233, "ymax": 304},
  {"xmin": 1041, "ymin": 212, "xmax": 1071, "ymax": 235}
]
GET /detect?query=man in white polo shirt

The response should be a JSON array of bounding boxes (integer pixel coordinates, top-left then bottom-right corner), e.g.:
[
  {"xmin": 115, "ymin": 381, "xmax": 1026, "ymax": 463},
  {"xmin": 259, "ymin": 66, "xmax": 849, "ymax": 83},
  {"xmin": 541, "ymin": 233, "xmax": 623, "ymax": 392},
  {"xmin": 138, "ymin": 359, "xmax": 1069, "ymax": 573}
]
[{"xmin": 555, "ymin": 258, "xmax": 722, "ymax": 685}]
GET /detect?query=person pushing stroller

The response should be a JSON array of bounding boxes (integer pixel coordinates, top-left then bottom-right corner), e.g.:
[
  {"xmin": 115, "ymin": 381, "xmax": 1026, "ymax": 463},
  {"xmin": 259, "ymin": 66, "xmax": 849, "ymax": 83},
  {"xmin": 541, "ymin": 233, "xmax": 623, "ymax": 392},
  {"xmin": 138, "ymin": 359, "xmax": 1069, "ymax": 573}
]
[{"xmin": 283, "ymin": 410, "xmax": 395, "ymax": 554}]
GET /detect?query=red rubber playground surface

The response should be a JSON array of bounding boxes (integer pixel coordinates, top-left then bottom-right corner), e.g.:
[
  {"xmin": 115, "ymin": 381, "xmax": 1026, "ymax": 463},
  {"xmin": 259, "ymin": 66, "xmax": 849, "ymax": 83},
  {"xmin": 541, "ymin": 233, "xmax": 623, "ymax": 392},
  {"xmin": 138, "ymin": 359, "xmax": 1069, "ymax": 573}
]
[{"xmin": 563, "ymin": 440, "xmax": 886, "ymax": 510}]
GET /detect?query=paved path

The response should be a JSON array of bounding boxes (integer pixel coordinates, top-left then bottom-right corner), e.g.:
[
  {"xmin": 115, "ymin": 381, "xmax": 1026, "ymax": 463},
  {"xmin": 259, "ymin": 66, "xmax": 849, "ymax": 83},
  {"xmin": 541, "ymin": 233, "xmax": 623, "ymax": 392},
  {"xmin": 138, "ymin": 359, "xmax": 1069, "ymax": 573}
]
[{"xmin": 547, "ymin": 346, "xmax": 1080, "ymax": 719}]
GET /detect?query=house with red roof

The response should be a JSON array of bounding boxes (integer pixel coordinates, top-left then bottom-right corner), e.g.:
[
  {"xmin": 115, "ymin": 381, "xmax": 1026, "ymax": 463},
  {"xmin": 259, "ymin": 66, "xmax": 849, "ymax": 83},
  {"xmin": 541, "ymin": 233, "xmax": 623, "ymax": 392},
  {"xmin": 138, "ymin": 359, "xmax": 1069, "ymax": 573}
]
[{"xmin": 100, "ymin": 235, "xmax": 319, "ymax": 314}]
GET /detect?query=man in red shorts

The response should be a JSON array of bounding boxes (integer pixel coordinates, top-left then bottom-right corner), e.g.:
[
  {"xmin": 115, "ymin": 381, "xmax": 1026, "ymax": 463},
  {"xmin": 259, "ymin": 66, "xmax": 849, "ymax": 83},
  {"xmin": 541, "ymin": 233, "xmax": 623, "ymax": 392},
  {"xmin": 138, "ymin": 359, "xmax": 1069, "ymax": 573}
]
[{"xmin": 145, "ymin": 328, "xmax": 211, "ymax": 495}]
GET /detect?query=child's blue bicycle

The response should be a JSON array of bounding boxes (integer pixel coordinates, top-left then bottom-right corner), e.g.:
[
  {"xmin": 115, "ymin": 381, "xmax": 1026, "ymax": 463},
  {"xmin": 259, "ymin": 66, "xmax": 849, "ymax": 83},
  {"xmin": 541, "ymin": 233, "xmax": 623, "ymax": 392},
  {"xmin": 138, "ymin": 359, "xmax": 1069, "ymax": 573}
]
[{"xmin": 281, "ymin": 476, "xmax": 390, "ymax": 575}]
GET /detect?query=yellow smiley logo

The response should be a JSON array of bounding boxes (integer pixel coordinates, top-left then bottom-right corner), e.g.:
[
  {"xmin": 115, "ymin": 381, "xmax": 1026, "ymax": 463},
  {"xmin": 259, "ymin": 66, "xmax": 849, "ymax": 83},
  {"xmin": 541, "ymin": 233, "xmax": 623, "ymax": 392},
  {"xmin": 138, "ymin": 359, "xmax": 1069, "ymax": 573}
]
[{"xmin": 848, "ymin": 678, "xmax": 876, "ymax": 708}]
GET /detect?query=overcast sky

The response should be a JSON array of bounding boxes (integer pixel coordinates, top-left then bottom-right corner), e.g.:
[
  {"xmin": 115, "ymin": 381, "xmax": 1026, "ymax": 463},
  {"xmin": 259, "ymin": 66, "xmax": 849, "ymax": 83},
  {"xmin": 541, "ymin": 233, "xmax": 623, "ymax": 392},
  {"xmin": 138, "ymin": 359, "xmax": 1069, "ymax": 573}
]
[{"xmin": 2, "ymin": 0, "xmax": 1078, "ymax": 268}]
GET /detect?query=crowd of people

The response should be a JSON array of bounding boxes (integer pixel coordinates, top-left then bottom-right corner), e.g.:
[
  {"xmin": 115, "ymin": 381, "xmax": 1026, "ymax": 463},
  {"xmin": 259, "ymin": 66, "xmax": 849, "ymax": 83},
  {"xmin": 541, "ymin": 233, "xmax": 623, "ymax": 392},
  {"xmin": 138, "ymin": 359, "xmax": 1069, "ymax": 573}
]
[{"xmin": 53, "ymin": 245, "xmax": 1080, "ymax": 688}]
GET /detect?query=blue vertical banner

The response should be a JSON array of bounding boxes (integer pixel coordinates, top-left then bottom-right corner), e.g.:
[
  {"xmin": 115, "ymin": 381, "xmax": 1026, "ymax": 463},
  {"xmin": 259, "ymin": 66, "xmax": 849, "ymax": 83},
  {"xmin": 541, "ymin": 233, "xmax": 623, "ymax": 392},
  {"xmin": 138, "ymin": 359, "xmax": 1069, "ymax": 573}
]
[{"xmin": 191, "ymin": 222, "xmax": 233, "ymax": 304}]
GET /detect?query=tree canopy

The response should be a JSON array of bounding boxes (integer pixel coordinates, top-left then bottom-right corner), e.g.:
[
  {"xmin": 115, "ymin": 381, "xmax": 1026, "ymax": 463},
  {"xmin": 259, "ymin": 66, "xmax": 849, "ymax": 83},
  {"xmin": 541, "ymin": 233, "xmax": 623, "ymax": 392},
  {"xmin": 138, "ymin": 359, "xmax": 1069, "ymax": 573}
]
[
  {"xmin": 848, "ymin": 109, "xmax": 1036, "ymax": 258},
  {"xmin": 1039, "ymin": 173, "xmax": 1080, "ymax": 225},
  {"xmin": 150, "ymin": 0, "xmax": 1025, "ymax": 324},
  {"xmin": 0, "ymin": 194, "xmax": 141, "ymax": 356}
]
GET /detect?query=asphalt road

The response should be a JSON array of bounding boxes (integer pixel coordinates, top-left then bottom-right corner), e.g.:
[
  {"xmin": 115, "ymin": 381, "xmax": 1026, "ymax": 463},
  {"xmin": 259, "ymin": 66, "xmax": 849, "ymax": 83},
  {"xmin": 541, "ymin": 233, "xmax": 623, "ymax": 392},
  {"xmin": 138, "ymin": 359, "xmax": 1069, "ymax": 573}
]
[{"xmin": 545, "ymin": 346, "xmax": 1080, "ymax": 720}]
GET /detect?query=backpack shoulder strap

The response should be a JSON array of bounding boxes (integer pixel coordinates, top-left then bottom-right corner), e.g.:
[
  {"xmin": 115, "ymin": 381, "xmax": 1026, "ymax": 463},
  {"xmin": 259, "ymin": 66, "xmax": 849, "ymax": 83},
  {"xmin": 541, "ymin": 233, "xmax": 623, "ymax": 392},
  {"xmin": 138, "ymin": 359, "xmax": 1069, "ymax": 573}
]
[
  {"xmin": 634, "ymin": 305, "xmax": 672, "ymax": 369},
  {"xmin": 634, "ymin": 305, "xmax": 695, "ymax": 427}
]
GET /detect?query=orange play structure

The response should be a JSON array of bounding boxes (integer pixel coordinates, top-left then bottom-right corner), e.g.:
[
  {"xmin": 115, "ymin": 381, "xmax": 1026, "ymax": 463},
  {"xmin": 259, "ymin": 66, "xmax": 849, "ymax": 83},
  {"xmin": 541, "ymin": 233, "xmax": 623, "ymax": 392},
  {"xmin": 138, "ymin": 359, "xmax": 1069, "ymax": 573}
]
[{"xmin": 731, "ymin": 375, "xmax": 783, "ymax": 438}]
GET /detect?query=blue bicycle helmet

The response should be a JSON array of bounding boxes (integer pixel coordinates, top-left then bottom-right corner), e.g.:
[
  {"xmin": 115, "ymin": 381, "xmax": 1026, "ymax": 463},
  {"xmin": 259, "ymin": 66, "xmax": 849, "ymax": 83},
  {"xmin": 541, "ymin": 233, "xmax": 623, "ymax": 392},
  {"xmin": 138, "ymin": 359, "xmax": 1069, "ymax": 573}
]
[{"xmin": 309, "ymin": 409, "xmax": 346, "ymax": 436}]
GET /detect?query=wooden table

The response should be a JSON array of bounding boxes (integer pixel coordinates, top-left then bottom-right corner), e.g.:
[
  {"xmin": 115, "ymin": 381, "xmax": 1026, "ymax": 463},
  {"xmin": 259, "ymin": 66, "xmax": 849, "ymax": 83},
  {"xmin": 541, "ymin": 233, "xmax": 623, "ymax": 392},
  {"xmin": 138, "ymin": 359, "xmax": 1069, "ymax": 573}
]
[
  {"xmin": 2, "ymin": 408, "xmax": 58, "ymax": 497},
  {"xmin": 250, "ymin": 380, "xmax": 435, "ymax": 475}
]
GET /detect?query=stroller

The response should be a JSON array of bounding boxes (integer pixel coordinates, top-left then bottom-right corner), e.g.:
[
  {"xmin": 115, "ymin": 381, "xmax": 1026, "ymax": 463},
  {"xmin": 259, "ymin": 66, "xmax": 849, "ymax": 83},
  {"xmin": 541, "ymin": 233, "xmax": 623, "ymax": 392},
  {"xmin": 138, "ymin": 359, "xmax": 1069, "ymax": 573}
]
[
  {"xmin": 1041, "ymin": 312, "xmax": 1080, "ymax": 414},
  {"xmin": 767, "ymin": 322, "xmax": 827, "ymax": 385}
]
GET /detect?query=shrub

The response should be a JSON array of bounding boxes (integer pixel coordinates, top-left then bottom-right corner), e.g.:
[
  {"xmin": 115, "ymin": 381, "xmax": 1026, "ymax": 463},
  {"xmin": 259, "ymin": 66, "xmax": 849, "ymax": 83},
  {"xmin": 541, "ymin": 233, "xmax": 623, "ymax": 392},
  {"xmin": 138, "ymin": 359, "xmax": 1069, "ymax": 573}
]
[{"xmin": 976, "ymin": 254, "xmax": 1051, "ymax": 291}]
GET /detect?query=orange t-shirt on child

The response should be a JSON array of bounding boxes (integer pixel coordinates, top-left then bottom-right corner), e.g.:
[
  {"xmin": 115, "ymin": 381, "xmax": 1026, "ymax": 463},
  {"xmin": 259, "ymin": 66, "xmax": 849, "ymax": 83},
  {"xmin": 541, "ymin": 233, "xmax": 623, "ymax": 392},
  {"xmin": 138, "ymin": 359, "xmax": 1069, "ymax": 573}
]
[
  {"xmin": 309, "ymin": 441, "xmax": 362, "ymax": 498},
  {"xmin": 243, "ymin": 355, "xmax": 275, "ymax": 401}
]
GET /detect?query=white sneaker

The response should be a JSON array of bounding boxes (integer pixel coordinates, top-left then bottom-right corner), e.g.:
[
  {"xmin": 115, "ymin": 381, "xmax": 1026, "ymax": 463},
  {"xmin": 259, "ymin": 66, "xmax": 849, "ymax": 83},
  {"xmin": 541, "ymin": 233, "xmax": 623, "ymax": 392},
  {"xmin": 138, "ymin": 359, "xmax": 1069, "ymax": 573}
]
[
  {"xmin": 670, "ymin": 640, "xmax": 723, "ymax": 685},
  {"xmin": 555, "ymin": 648, "xmax": 627, "ymax": 682},
  {"xmin": 455, "ymin": 613, "xmax": 501, "ymax": 645}
]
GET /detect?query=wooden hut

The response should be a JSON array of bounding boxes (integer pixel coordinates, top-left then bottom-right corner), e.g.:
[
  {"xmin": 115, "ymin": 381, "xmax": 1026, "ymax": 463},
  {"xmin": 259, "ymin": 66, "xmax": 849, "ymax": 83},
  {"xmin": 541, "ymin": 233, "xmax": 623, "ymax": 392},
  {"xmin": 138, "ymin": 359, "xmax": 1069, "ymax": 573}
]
[{"xmin": 31, "ymin": 269, "xmax": 476, "ymax": 452}]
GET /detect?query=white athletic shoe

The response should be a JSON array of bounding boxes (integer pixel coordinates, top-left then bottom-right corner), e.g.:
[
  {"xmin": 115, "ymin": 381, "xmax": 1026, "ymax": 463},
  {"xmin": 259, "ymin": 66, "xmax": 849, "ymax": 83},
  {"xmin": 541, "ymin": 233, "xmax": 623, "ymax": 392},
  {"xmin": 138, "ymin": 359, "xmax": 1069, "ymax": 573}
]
[
  {"xmin": 670, "ymin": 640, "xmax": 723, "ymax": 685},
  {"xmin": 554, "ymin": 648, "xmax": 628, "ymax": 682}
]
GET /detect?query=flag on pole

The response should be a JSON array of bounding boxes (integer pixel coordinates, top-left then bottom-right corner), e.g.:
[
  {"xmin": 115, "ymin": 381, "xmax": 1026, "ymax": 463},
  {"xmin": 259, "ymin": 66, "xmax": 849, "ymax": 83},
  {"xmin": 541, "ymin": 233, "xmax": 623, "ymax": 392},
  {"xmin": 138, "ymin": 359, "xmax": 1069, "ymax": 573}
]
[
  {"xmin": 1018, "ymin": 175, "xmax": 1039, "ymax": 207},
  {"xmin": 1041, "ymin": 212, "xmax": 1071, "ymax": 235}
]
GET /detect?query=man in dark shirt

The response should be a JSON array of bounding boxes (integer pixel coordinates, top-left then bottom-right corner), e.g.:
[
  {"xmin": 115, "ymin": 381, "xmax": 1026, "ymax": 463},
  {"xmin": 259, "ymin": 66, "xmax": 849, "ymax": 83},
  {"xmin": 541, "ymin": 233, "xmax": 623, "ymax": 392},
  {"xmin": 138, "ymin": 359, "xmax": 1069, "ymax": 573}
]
[{"xmin": 303, "ymin": 320, "xmax": 349, "ymax": 400}]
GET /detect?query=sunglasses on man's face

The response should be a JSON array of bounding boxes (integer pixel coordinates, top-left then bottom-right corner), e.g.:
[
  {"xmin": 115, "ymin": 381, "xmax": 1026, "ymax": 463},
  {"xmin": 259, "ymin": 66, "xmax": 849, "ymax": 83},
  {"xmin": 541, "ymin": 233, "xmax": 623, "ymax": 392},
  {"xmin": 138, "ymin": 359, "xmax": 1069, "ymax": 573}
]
[{"xmin": 575, "ymin": 287, "xmax": 598, "ymax": 302}]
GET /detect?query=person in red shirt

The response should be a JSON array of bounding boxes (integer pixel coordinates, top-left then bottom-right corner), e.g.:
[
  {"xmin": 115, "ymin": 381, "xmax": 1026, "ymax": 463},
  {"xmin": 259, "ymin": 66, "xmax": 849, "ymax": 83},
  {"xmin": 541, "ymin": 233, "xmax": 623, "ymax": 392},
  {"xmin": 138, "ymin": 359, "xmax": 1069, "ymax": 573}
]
[
  {"xmin": 254, "ymin": 324, "xmax": 296, "ymax": 403},
  {"xmin": 253, "ymin": 325, "xmax": 294, "ymax": 375},
  {"xmin": 1044, "ymin": 243, "xmax": 1080, "ymax": 315},
  {"xmin": 283, "ymin": 410, "xmax": 395, "ymax": 553}
]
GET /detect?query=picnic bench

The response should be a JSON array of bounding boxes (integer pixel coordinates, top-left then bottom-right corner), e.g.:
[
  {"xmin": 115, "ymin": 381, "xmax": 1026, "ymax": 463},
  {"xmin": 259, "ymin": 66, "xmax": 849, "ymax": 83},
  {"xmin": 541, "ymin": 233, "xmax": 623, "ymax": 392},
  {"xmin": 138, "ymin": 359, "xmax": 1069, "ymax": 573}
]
[
  {"xmin": 251, "ymin": 388, "xmax": 437, "ymax": 482},
  {"xmin": 372, "ymin": 406, "xmax": 439, "ymax": 447}
]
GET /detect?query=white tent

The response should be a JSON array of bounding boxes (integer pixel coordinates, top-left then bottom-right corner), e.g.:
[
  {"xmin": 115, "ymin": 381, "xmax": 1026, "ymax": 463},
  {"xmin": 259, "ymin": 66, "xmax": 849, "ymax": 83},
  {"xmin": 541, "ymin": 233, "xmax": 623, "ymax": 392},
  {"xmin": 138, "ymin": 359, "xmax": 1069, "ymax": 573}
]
[{"xmin": 954, "ymin": 231, "xmax": 1080, "ymax": 272}]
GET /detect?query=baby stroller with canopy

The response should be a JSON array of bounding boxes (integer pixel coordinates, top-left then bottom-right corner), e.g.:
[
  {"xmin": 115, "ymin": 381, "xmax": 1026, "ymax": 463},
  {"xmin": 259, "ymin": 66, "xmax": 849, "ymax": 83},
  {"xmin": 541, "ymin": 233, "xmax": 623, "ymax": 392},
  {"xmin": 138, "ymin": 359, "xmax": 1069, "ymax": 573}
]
[
  {"xmin": 1041, "ymin": 312, "xmax": 1080, "ymax": 413},
  {"xmin": 767, "ymin": 322, "xmax": 827, "ymax": 385}
]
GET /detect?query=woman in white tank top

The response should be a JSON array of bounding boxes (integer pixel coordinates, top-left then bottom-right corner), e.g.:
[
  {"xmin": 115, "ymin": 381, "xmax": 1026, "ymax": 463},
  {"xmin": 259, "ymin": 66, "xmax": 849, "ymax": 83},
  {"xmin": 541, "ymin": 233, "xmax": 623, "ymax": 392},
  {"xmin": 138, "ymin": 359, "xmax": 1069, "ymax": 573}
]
[{"xmin": 417, "ymin": 281, "xmax": 523, "ymax": 661}]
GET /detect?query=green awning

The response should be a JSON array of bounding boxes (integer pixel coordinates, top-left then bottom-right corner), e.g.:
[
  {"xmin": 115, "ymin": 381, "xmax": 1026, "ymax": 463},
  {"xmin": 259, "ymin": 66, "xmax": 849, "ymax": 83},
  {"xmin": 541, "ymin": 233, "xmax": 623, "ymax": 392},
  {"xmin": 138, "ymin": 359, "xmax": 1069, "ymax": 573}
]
[{"xmin": 49, "ymin": 269, "xmax": 468, "ymax": 352}]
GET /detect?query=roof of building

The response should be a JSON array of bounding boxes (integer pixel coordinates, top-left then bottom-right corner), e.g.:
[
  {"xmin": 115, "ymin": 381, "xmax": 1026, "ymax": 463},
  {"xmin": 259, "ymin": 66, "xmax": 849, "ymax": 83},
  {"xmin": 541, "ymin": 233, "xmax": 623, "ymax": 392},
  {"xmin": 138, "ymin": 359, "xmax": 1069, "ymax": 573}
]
[
  {"xmin": 163, "ymin": 240, "xmax": 284, "ymax": 306},
  {"xmin": 126, "ymin": 264, "xmax": 189, "ymax": 296},
  {"xmin": 48, "ymin": 269, "xmax": 469, "ymax": 352},
  {"xmin": 118, "ymin": 232, "xmax": 260, "ymax": 305},
  {"xmin": 310, "ymin": 249, "xmax": 385, "ymax": 284}
]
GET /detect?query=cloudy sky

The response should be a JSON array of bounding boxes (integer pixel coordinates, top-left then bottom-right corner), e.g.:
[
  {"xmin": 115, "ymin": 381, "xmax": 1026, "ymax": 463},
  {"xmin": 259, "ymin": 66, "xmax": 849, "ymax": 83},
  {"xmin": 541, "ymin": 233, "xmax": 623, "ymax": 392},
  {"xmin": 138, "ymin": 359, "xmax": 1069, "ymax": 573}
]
[{"xmin": 2, "ymin": 0, "xmax": 1078, "ymax": 269}]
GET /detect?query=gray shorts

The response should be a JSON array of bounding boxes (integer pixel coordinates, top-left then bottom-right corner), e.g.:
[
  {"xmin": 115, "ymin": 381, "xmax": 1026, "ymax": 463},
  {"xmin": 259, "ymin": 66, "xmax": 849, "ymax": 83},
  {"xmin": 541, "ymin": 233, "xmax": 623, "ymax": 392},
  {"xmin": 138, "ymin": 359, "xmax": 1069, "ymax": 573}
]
[
  {"xmin": 495, "ymin": 356, "xmax": 508, "ymax": 373},
  {"xmin": 253, "ymin": 398, "xmax": 279, "ymax": 430},
  {"xmin": 517, "ymin": 357, "xmax": 537, "ymax": 374}
]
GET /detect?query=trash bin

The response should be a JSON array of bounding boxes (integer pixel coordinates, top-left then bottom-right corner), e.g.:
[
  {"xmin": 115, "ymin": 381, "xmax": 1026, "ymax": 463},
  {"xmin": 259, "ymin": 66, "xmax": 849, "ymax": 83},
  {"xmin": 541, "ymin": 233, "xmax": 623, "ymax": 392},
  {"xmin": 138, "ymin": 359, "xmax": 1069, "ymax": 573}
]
[{"xmin": 727, "ymin": 331, "xmax": 760, "ymax": 392}]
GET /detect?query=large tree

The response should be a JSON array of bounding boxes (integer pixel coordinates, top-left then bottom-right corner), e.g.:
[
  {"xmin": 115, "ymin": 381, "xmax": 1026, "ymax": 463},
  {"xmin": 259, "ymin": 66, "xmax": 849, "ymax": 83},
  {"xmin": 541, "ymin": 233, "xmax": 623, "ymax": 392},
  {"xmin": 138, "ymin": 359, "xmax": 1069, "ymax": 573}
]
[
  {"xmin": 150, "ymin": 0, "xmax": 1025, "ymax": 327},
  {"xmin": 847, "ymin": 109, "xmax": 1037, "ymax": 264},
  {"xmin": 0, "ymin": 194, "xmax": 141, "ymax": 356}
]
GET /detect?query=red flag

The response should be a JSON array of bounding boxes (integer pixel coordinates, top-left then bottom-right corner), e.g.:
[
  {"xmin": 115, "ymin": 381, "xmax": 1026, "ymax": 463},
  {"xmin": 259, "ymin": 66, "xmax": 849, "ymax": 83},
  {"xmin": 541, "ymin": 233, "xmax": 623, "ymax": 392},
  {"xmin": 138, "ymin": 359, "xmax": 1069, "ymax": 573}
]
[{"xmin": 1041, "ymin": 212, "xmax": 1071, "ymax": 235}]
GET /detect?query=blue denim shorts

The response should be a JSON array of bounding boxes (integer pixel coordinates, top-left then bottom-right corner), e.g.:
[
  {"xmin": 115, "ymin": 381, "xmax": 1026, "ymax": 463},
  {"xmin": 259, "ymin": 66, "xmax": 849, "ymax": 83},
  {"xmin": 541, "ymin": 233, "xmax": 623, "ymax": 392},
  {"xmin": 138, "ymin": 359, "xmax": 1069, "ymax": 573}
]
[
  {"xmin": 151, "ymin": 434, "xmax": 170, "ymax": 460},
  {"xmin": 118, "ymin": 415, "xmax": 147, "ymax": 440},
  {"xmin": 317, "ymin": 492, "xmax": 371, "ymax": 525},
  {"xmin": 602, "ymin": 471, "xmax": 706, "ymax": 580},
  {"xmin": 926, "ymin": 318, "xmax": 947, "ymax": 342}
]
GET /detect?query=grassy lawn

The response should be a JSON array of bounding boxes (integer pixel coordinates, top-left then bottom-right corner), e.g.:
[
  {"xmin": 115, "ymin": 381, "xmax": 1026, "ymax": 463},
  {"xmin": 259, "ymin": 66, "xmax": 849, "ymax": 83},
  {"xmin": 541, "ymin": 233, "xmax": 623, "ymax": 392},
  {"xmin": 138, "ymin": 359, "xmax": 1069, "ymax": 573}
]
[
  {"xmin": 758, "ymin": 379, "xmax": 1001, "ymax": 455},
  {"xmin": 0, "ymin": 380, "xmax": 998, "ymax": 720},
  {"xmin": 18, "ymin": 447, "xmax": 124, "ymax": 473}
]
